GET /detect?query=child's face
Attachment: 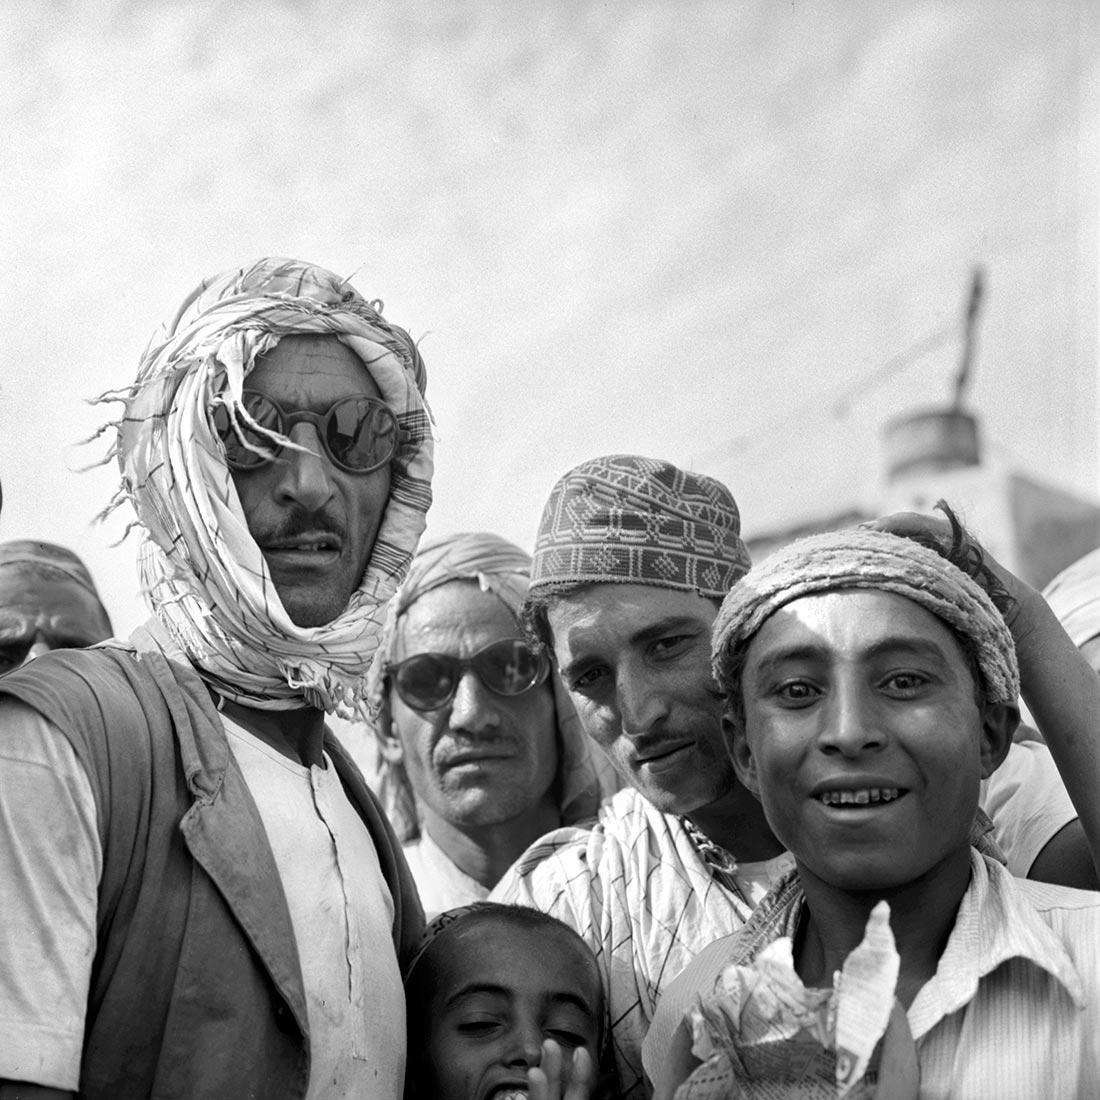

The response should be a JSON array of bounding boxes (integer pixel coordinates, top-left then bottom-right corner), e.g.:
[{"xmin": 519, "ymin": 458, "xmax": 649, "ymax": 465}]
[{"xmin": 418, "ymin": 920, "xmax": 601, "ymax": 1100}]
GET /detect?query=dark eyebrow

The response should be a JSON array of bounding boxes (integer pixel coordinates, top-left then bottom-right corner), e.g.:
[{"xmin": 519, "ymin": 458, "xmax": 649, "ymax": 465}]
[
  {"xmin": 629, "ymin": 615, "xmax": 708, "ymax": 648},
  {"xmin": 445, "ymin": 983, "xmax": 595, "ymax": 1020},
  {"xmin": 547, "ymin": 991, "xmax": 597, "ymax": 1020},
  {"xmin": 445, "ymin": 982, "xmax": 511, "ymax": 1008},
  {"xmin": 753, "ymin": 636, "xmax": 954, "ymax": 678},
  {"xmin": 559, "ymin": 614, "xmax": 705, "ymax": 682}
]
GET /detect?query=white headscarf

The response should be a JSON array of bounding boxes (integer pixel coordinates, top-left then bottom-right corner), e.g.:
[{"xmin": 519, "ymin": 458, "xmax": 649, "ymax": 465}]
[
  {"xmin": 367, "ymin": 531, "xmax": 621, "ymax": 842},
  {"xmin": 101, "ymin": 257, "xmax": 434, "ymax": 715}
]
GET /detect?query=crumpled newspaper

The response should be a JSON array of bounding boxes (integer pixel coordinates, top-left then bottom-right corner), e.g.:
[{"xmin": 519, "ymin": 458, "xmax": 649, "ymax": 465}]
[{"xmin": 674, "ymin": 901, "xmax": 918, "ymax": 1099}]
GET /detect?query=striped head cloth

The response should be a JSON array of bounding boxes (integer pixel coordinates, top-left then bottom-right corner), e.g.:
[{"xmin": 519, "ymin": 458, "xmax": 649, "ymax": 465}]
[
  {"xmin": 103, "ymin": 257, "xmax": 434, "ymax": 715},
  {"xmin": 0, "ymin": 540, "xmax": 104, "ymax": 601},
  {"xmin": 368, "ymin": 531, "xmax": 619, "ymax": 841},
  {"xmin": 1042, "ymin": 547, "xmax": 1100, "ymax": 649},
  {"xmin": 529, "ymin": 454, "xmax": 751, "ymax": 599},
  {"xmin": 712, "ymin": 526, "xmax": 1020, "ymax": 706}
]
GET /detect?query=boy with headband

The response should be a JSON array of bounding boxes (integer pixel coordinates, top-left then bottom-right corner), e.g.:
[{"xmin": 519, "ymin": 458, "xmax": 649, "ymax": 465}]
[{"xmin": 645, "ymin": 520, "xmax": 1100, "ymax": 1096}]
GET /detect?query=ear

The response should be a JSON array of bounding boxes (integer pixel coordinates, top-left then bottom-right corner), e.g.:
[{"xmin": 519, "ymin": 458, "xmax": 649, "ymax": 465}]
[
  {"xmin": 978, "ymin": 701, "xmax": 1018, "ymax": 779},
  {"xmin": 377, "ymin": 692, "xmax": 405, "ymax": 765},
  {"xmin": 722, "ymin": 709, "xmax": 761, "ymax": 800}
]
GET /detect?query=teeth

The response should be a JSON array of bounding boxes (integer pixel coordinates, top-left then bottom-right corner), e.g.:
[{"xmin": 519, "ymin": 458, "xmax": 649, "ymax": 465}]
[{"xmin": 819, "ymin": 788, "xmax": 900, "ymax": 806}]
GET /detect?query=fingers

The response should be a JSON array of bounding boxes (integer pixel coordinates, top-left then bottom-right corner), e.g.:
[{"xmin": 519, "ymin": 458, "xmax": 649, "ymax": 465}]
[
  {"xmin": 528, "ymin": 1039, "xmax": 562, "ymax": 1100},
  {"xmin": 860, "ymin": 511, "xmax": 949, "ymax": 538},
  {"xmin": 564, "ymin": 1046, "xmax": 595, "ymax": 1099},
  {"xmin": 527, "ymin": 1040, "xmax": 595, "ymax": 1100}
]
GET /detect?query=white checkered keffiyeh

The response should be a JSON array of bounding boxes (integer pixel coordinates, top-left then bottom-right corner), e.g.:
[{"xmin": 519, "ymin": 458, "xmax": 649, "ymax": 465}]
[{"xmin": 100, "ymin": 258, "xmax": 434, "ymax": 715}]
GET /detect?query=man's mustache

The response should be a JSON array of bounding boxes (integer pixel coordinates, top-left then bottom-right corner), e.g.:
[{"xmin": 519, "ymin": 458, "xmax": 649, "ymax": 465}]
[{"xmin": 260, "ymin": 508, "xmax": 347, "ymax": 544}]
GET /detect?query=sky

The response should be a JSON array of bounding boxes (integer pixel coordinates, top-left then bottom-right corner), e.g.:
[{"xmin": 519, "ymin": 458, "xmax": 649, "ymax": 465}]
[{"xmin": 1, "ymin": 0, "xmax": 1096, "ymax": 634}]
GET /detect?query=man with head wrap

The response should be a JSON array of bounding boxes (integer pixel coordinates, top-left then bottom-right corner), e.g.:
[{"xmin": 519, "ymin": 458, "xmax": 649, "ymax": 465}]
[
  {"xmin": 492, "ymin": 456, "xmax": 1094, "ymax": 1097},
  {"xmin": 0, "ymin": 540, "xmax": 113, "ymax": 672},
  {"xmin": 645, "ymin": 524, "xmax": 1100, "ymax": 1098},
  {"xmin": 0, "ymin": 258, "xmax": 433, "ymax": 1099},
  {"xmin": 368, "ymin": 532, "xmax": 618, "ymax": 916}
]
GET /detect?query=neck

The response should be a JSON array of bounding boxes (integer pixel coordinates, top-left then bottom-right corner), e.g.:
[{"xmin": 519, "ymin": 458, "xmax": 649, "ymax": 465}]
[
  {"xmin": 421, "ymin": 798, "xmax": 562, "ymax": 889},
  {"xmin": 686, "ymin": 784, "xmax": 786, "ymax": 862},
  {"xmin": 218, "ymin": 696, "xmax": 327, "ymax": 768},
  {"xmin": 793, "ymin": 845, "xmax": 973, "ymax": 1008}
]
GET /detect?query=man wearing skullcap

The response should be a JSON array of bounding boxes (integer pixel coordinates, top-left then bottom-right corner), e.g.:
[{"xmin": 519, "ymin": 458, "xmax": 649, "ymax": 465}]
[
  {"xmin": 645, "ymin": 523, "xmax": 1100, "ymax": 1098},
  {"xmin": 493, "ymin": 456, "xmax": 1093, "ymax": 1097},
  {"xmin": 1043, "ymin": 546, "xmax": 1100, "ymax": 673},
  {"xmin": 0, "ymin": 258, "xmax": 433, "ymax": 1099},
  {"xmin": 0, "ymin": 540, "xmax": 113, "ymax": 673},
  {"xmin": 367, "ymin": 531, "xmax": 618, "ymax": 916}
]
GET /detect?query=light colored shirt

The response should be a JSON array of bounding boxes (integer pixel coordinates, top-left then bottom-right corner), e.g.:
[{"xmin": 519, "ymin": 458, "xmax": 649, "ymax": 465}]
[
  {"xmin": 644, "ymin": 851, "xmax": 1100, "ymax": 1098},
  {"xmin": 491, "ymin": 786, "xmax": 795, "ymax": 1097},
  {"xmin": 0, "ymin": 699, "xmax": 102, "ymax": 1090},
  {"xmin": 402, "ymin": 831, "xmax": 489, "ymax": 918},
  {"xmin": 224, "ymin": 718, "xmax": 405, "ymax": 1100},
  {"xmin": 0, "ymin": 698, "xmax": 406, "ymax": 1098},
  {"xmin": 491, "ymin": 741, "xmax": 1078, "ymax": 1098},
  {"xmin": 980, "ymin": 737, "xmax": 1078, "ymax": 877}
]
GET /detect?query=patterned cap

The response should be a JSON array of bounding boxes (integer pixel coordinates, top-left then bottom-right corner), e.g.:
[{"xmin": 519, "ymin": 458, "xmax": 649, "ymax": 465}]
[{"xmin": 530, "ymin": 454, "xmax": 750, "ymax": 599}]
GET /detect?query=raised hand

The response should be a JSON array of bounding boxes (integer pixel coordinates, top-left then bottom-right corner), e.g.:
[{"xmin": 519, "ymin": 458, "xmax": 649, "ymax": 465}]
[{"xmin": 528, "ymin": 1039, "xmax": 595, "ymax": 1100}]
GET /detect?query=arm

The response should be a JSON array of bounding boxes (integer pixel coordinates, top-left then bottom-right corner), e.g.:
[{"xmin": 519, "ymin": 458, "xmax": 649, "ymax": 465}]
[
  {"xmin": 1000, "ymin": 584, "xmax": 1100, "ymax": 886},
  {"xmin": 1028, "ymin": 819, "xmax": 1097, "ymax": 890},
  {"xmin": 869, "ymin": 512, "xmax": 1100, "ymax": 886},
  {"xmin": 0, "ymin": 700, "xmax": 101, "ymax": 1092}
]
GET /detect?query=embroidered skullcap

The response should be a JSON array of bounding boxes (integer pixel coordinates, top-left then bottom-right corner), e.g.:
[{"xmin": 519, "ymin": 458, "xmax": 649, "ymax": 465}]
[
  {"xmin": 368, "ymin": 531, "xmax": 619, "ymax": 841},
  {"xmin": 100, "ymin": 257, "xmax": 434, "ymax": 715},
  {"xmin": 0, "ymin": 540, "xmax": 104, "ymax": 601},
  {"xmin": 712, "ymin": 527, "xmax": 1020, "ymax": 705},
  {"xmin": 530, "ymin": 454, "xmax": 750, "ymax": 599},
  {"xmin": 1042, "ymin": 547, "xmax": 1100, "ymax": 649}
]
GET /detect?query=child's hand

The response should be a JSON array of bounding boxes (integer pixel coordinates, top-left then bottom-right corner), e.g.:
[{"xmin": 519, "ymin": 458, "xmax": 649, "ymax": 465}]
[{"xmin": 527, "ymin": 1038, "xmax": 595, "ymax": 1100}]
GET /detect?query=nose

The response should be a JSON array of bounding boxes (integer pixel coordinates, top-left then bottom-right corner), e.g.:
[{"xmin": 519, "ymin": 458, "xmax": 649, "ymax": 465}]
[
  {"xmin": 503, "ymin": 1019, "xmax": 545, "ymax": 1070},
  {"xmin": 818, "ymin": 679, "xmax": 884, "ymax": 757},
  {"xmin": 616, "ymin": 668, "xmax": 670, "ymax": 739},
  {"xmin": 273, "ymin": 423, "xmax": 336, "ymax": 511},
  {"xmin": 448, "ymin": 670, "xmax": 500, "ymax": 737}
]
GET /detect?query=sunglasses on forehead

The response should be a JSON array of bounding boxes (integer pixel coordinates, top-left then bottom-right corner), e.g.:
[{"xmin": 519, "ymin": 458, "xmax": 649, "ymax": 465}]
[
  {"xmin": 385, "ymin": 638, "xmax": 550, "ymax": 712},
  {"xmin": 212, "ymin": 390, "xmax": 400, "ymax": 474}
]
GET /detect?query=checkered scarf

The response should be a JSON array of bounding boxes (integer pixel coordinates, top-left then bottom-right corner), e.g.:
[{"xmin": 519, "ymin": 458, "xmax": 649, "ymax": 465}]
[
  {"xmin": 100, "ymin": 258, "xmax": 434, "ymax": 714},
  {"xmin": 712, "ymin": 527, "xmax": 1020, "ymax": 705}
]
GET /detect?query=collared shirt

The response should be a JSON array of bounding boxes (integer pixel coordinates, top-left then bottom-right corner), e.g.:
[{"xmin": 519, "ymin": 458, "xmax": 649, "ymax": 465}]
[
  {"xmin": 643, "ymin": 851, "xmax": 1100, "ymax": 1098},
  {"xmin": 491, "ymin": 742, "xmax": 1078, "ymax": 1099},
  {"xmin": 224, "ymin": 718, "xmax": 405, "ymax": 1099},
  {"xmin": 491, "ymin": 787, "xmax": 796, "ymax": 1097}
]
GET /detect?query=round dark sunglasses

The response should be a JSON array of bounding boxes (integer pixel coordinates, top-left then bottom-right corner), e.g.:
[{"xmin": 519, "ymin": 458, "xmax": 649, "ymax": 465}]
[
  {"xmin": 212, "ymin": 391, "xmax": 400, "ymax": 474},
  {"xmin": 386, "ymin": 638, "xmax": 550, "ymax": 712}
]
